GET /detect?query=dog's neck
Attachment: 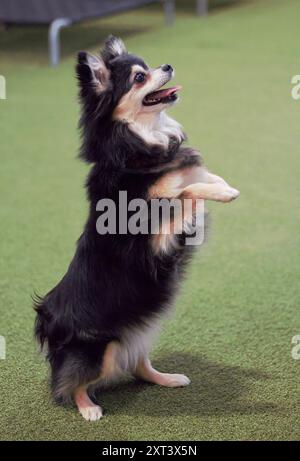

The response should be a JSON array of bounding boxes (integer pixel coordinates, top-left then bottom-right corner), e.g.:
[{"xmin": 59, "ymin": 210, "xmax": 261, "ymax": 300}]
[{"xmin": 128, "ymin": 111, "xmax": 184, "ymax": 150}]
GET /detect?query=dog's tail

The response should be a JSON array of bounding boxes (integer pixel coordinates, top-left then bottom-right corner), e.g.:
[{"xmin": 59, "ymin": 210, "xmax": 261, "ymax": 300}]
[
  {"xmin": 33, "ymin": 286, "xmax": 74, "ymax": 351},
  {"xmin": 32, "ymin": 292, "xmax": 50, "ymax": 350}
]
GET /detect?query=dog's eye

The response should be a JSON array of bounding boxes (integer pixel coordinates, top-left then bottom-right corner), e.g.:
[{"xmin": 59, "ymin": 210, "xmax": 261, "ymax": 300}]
[{"xmin": 134, "ymin": 72, "xmax": 146, "ymax": 83}]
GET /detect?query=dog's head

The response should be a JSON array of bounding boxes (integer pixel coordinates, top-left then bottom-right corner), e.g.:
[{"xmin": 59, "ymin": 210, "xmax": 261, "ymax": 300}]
[
  {"xmin": 77, "ymin": 36, "xmax": 184, "ymax": 163},
  {"xmin": 77, "ymin": 36, "xmax": 181, "ymax": 121}
]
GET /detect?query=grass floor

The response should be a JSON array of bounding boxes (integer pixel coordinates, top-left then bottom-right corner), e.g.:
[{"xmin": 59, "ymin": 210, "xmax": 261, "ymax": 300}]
[{"xmin": 0, "ymin": 0, "xmax": 300, "ymax": 441}]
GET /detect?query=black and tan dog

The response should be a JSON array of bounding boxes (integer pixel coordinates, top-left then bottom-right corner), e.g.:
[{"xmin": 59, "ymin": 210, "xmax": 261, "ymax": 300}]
[{"xmin": 34, "ymin": 36, "xmax": 239, "ymax": 421}]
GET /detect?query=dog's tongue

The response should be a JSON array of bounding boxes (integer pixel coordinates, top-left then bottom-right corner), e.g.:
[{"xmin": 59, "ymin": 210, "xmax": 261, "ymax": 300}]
[{"xmin": 145, "ymin": 85, "xmax": 181, "ymax": 101}]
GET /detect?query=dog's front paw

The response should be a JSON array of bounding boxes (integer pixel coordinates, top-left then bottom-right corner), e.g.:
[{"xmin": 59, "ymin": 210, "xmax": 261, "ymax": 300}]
[
  {"xmin": 160, "ymin": 373, "xmax": 191, "ymax": 388},
  {"xmin": 215, "ymin": 186, "xmax": 240, "ymax": 203},
  {"xmin": 79, "ymin": 405, "xmax": 103, "ymax": 422}
]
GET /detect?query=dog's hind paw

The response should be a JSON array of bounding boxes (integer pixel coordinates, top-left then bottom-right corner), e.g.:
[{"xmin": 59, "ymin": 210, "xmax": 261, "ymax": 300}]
[
  {"xmin": 160, "ymin": 373, "xmax": 191, "ymax": 388},
  {"xmin": 79, "ymin": 405, "xmax": 103, "ymax": 422}
]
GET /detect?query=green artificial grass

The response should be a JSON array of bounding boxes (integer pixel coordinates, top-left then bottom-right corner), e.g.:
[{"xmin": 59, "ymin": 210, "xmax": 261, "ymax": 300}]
[{"xmin": 0, "ymin": 0, "xmax": 299, "ymax": 441}]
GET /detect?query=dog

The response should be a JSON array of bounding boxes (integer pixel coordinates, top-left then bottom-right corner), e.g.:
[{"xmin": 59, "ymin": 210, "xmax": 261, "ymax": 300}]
[{"xmin": 34, "ymin": 36, "xmax": 239, "ymax": 421}]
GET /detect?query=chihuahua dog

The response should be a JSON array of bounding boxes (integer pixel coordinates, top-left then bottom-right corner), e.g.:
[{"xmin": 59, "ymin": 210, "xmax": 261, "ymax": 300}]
[{"xmin": 34, "ymin": 36, "xmax": 239, "ymax": 421}]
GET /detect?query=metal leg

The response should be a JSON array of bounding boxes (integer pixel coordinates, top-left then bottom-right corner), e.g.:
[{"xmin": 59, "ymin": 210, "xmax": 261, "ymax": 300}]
[
  {"xmin": 196, "ymin": 0, "xmax": 208, "ymax": 16},
  {"xmin": 163, "ymin": 0, "xmax": 175, "ymax": 25},
  {"xmin": 48, "ymin": 18, "xmax": 72, "ymax": 66}
]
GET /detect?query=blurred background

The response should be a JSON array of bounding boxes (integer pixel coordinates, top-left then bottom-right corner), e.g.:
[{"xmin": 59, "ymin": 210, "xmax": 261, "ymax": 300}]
[{"xmin": 0, "ymin": 0, "xmax": 299, "ymax": 441}]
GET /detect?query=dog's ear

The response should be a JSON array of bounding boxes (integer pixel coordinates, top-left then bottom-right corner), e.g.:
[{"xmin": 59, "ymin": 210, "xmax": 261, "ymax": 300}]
[
  {"xmin": 101, "ymin": 35, "xmax": 127, "ymax": 63},
  {"xmin": 76, "ymin": 51, "xmax": 110, "ymax": 93}
]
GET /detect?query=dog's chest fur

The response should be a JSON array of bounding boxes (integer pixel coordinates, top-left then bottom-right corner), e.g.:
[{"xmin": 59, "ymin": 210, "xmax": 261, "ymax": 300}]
[{"xmin": 126, "ymin": 111, "xmax": 184, "ymax": 150}]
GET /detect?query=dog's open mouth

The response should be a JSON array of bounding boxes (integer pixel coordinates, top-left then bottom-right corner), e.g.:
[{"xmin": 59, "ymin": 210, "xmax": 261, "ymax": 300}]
[{"xmin": 143, "ymin": 85, "xmax": 181, "ymax": 106}]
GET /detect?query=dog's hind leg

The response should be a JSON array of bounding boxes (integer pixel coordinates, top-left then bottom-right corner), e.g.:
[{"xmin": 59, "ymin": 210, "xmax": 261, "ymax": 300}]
[
  {"xmin": 50, "ymin": 340, "xmax": 115, "ymax": 421},
  {"xmin": 73, "ymin": 341, "xmax": 122, "ymax": 421},
  {"xmin": 74, "ymin": 387, "xmax": 103, "ymax": 422},
  {"xmin": 134, "ymin": 357, "xmax": 190, "ymax": 388}
]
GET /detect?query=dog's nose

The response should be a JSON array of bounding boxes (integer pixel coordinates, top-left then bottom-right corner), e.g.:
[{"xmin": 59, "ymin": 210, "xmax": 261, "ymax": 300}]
[{"xmin": 161, "ymin": 64, "xmax": 173, "ymax": 73}]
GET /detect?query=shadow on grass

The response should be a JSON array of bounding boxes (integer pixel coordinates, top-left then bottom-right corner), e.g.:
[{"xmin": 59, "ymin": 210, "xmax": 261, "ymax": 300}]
[{"xmin": 97, "ymin": 352, "xmax": 279, "ymax": 417}]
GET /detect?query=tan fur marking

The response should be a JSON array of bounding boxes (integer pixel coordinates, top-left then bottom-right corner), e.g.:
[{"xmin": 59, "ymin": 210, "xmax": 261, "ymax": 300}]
[
  {"xmin": 100, "ymin": 340, "xmax": 122, "ymax": 380},
  {"xmin": 94, "ymin": 66, "xmax": 110, "ymax": 91},
  {"xmin": 149, "ymin": 166, "xmax": 205, "ymax": 254},
  {"xmin": 113, "ymin": 65, "xmax": 148, "ymax": 120},
  {"xmin": 150, "ymin": 168, "xmax": 239, "ymax": 254},
  {"xmin": 152, "ymin": 228, "xmax": 179, "ymax": 255},
  {"xmin": 113, "ymin": 91, "xmax": 135, "ymax": 120},
  {"xmin": 135, "ymin": 357, "xmax": 190, "ymax": 387},
  {"xmin": 86, "ymin": 54, "xmax": 110, "ymax": 94},
  {"xmin": 148, "ymin": 170, "xmax": 184, "ymax": 199},
  {"xmin": 148, "ymin": 166, "xmax": 207, "ymax": 199}
]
